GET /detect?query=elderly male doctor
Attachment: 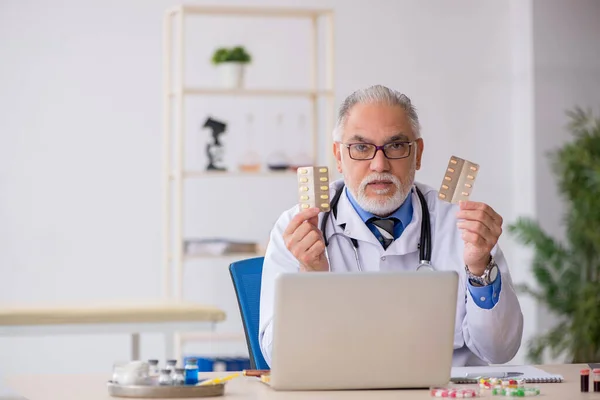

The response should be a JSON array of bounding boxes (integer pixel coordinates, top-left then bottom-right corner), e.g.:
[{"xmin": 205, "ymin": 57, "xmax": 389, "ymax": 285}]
[{"xmin": 258, "ymin": 85, "xmax": 523, "ymax": 367}]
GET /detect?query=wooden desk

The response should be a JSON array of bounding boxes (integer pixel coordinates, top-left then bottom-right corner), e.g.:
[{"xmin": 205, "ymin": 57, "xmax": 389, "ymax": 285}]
[
  {"xmin": 4, "ymin": 364, "xmax": 598, "ymax": 399},
  {"xmin": 0, "ymin": 302, "xmax": 226, "ymax": 360}
]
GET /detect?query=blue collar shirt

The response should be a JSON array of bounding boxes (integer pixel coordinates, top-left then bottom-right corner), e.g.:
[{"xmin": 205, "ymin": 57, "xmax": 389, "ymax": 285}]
[{"xmin": 345, "ymin": 186, "xmax": 413, "ymax": 241}]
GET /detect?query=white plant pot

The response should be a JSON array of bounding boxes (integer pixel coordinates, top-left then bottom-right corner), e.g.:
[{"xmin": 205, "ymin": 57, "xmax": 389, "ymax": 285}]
[{"xmin": 217, "ymin": 62, "xmax": 245, "ymax": 89}]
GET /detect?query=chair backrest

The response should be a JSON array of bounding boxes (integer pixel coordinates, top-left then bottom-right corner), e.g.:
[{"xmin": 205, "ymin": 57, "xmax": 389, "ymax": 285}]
[{"xmin": 229, "ymin": 256, "xmax": 270, "ymax": 370}]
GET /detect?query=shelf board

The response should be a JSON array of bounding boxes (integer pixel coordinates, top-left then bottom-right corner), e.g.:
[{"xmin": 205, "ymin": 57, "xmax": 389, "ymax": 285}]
[
  {"xmin": 180, "ymin": 331, "xmax": 246, "ymax": 343},
  {"xmin": 184, "ymin": 252, "xmax": 264, "ymax": 260},
  {"xmin": 180, "ymin": 170, "xmax": 297, "ymax": 178},
  {"xmin": 169, "ymin": 88, "xmax": 334, "ymax": 98},
  {"xmin": 171, "ymin": 5, "xmax": 333, "ymax": 18}
]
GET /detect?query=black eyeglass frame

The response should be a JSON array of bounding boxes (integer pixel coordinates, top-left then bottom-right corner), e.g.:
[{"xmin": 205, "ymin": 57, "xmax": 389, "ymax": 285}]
[{"xmin": 340, "ymin": 140, "xmax": 417, "ymax": 160}]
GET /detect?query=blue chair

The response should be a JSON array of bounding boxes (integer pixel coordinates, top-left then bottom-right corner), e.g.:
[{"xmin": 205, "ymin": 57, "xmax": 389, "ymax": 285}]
[{"xmin": 229, "ymin": 256, "xmax": 270, "ymax": 370}]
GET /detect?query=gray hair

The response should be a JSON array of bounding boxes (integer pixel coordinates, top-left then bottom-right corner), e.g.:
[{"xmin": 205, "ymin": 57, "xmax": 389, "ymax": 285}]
[{"xmin": 332, "ymin": 85, "xmax": 421, "ymax": 142}]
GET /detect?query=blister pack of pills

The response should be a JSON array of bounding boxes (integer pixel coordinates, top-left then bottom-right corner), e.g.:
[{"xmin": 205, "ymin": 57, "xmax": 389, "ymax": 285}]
[
  {"xmin": 430, "ymin": 386, "xmax": 481, "ymax": 398},
  {"xmin": 491, "ymin": 386, "xmax": 541, "ymax": 397},
  {"xmin": 479, "ymin": 377, "xmax": 526, "ymax": 390},
  {"xmin": 297, "ymin": 166, "xmax": 330, "ymax": 212},
  {"xmin": 438, "ymin": 156, "xmax": 479, "ymax": 204}
]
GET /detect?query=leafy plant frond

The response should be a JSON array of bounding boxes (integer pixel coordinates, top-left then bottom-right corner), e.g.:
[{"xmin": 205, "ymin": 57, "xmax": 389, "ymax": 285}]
[
  {"xmin": 526, "ymin": 321, "xmax": 571, "ymax": 364},
  {"xmin": 565, "ymin": 107, "xmax": 599, "ymax": 139},
  {"xmin": 507, "ymin": 218, "xmax": 570, "ymax": 273},
  {"xmin": 513, "ymin": 283, "xmax": 542, "ymax": 301},
  {"xmin": 507, "ymin": 218, "xmax": 575, "ymax": 314}
]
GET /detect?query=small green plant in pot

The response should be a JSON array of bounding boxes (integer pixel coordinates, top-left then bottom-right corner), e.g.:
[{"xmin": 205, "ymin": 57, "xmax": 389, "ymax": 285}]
[
  {"xmin": 507, "ymin": 107, "xmax": 600, "ymax": 364},
  {"xmin": 211, "ymin": 46, "xmax": 251, "ymax": 88}
]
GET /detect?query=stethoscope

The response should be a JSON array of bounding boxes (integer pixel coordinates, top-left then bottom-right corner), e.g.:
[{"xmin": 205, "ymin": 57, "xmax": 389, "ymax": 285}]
[{"xmin": 320, "ymin": 184, "xmax": 433, "ymax": 272}]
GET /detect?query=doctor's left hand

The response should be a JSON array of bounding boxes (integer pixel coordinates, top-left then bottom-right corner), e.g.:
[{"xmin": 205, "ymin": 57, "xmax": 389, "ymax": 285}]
[{"xmin": 456, "ymin": 201, "xmax": 503, "ymax": 276}]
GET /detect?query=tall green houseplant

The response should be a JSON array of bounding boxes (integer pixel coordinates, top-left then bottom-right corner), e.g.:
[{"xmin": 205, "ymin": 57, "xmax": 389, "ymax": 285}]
[{"xmin": 508, "ymin": 107, "xmax": 600, "ymax": 364}]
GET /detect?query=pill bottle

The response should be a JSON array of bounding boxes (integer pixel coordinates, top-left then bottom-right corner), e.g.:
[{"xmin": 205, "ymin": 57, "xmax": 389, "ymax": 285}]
[
  {"xmin": 581, "ymin": 368, "xmax": 590, "ymax": 392},
  {"xmin": 184, "ymin": 358, "xmax": 199, "ymax": 385},
  {"xmin": 159, "ymin": 369, "xmax": 172, "ymax": 386},
  {"xmin": 148, "ymin": 360, "xmax": 159, "ymax": 377},
  {"xmin": 173, "ymin": 368, "xmax": 185, "ymax": 385},
  {"xmin": 593, "ymin": 368, "xmax": 600, "ymax": 392},
  {"xmin": 166, "ymin": 359, "xmax": 177, "ymax": 372}
]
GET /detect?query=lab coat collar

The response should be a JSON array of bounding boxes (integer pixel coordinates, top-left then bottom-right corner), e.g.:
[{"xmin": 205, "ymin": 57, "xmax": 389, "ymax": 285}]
[{"xmin": 330, "ymin": 179, "xmax": 427, "ymax": 255}]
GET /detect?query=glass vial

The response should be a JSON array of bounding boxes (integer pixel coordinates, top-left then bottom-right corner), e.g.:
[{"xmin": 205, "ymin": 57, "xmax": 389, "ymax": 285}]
[
  {"xmin": 184, "ymin": 358, "xmax": 199, "ymax": 385},
  {"xmin": 581, "ymin": 368, "xmax": 590, "ymax": 392},
  {"xmin": 266, "ymin": 113, "xmax": 290, "ymax": 171},
  {"xmin": 148, "ymin": 359, "xmax": 159, "ymax": 377},
  {"xmin": 238, "ymin": 114, "xmax": 261, "ymax": 172},
  {"xmin": 159, "ymin": 369, "xmax": 172, "ymax": 386},
  {"xmin": 165, "ymin": 359, "xmax": 177, "ymax": 374},
  {"xmin": 289, "ymin": 114, "xmax": 313, "ymax": 171},
  {"xmin": 172, "ymin": 368, "xmax": 185, "ymax": 385},
  {"xmin": 593, "ymin": 368, "xmax": 600, "ymax": 392}
]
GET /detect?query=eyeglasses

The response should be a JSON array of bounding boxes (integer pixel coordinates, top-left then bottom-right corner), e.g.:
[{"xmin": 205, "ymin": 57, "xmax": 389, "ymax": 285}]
[{"xmin": 341, "ymin": 141, "xmax": 416, "ymax": 160}]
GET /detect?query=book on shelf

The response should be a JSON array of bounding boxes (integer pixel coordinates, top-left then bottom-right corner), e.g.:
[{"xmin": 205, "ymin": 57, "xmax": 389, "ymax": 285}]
[{"xmin": 184, "ymin": 238, "xmax": 261, "ymax": 256}]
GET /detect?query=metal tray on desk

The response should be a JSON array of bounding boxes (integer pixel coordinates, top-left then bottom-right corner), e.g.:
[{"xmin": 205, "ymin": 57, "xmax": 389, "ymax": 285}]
[{"xmin": 107, "ymin": 381, "xmax": 225, "ymax": 398}]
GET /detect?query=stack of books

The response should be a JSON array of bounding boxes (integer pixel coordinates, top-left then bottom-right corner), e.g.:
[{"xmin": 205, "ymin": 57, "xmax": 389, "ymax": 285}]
[{"xmin": 183, "ymin": 238, "xmax": 261, "ymax": 257}]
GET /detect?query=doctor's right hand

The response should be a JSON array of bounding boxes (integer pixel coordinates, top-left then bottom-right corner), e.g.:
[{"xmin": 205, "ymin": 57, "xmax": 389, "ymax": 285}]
[{"xmin": 283, "ymin": 207, "xmax": 329, "ymax": 272}]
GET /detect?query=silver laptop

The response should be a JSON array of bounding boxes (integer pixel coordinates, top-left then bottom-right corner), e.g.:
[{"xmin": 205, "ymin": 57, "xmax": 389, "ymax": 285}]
[{"xmin": 267, "ymin": 270, "xmax": 458, "ymax": 391}]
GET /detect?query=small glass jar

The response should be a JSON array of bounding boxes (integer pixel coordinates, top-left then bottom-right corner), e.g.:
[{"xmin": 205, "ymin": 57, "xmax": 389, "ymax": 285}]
[
  {"xmin": 165, "ymin": 359, "xmax": 177, "ymax": 373},
  {"xmin": 238, "ymin": 114, "xmax": 261, "ymax": 172},
  {"xmin": 266, "ymin": 114, "xmax": 290, "ymax": 171},
  {"xmin": 112, "ymin": 361, "xmax": 149, "ymax": 385},
  {"xmin": 172, "ymin": 368, "xmax": 185, "ymax": 385},
  {"xmin": 184, "ymin": 358, "xmax": 199, "ymax": 385},
  {"xmin": 148, "ymin": 359, "xmax": 159, "ymax": 377},
  {"xmin": 593, "ymin": 368, "xmax": 600, "ymax": 392},
  {"xmin": 158, "ymin": 369, "xmax": 172, "ymax": 386}
]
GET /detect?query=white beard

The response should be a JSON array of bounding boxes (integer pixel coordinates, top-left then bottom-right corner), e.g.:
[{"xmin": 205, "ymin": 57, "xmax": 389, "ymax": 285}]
[{"xmin": 347, "ymin": 162, "xmax": 416, "ymax": 217}]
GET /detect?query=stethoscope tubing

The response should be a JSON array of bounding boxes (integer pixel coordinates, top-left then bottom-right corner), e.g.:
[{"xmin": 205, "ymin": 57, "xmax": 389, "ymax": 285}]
[{"xmin": 320, "ymin": 184, "xmax": 433, "ymax": 272}]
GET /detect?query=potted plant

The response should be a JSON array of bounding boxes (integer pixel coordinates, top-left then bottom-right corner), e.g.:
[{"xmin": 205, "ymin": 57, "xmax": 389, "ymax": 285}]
[
  {"xmin": 211, "ymin": 46, "xmax": 251, "ymax": 88},
  {"xmin": 507, "ymin": 107, "xmax": 600, "ymax": 364}
]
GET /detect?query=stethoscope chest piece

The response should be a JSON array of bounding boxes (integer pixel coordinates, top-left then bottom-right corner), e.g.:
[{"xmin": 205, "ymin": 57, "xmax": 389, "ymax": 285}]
[{"xmin": 416, "ymin": 260, "xmax": 435, "ymax": 272}]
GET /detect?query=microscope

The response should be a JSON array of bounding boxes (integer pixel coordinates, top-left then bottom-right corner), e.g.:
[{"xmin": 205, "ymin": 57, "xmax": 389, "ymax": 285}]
[{"xmin": 203, "ymin": 117, "xmax": 227, "ymax": 171}]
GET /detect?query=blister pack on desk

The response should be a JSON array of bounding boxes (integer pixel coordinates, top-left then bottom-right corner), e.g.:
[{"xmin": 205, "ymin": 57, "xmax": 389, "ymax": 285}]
[
  {"xmin": 430, "ymin": 385, "xmax": 481, "ymax": 398},
  {"xmin": 491, "ymin": 386, "xmax": 541, "ymax": 397}
]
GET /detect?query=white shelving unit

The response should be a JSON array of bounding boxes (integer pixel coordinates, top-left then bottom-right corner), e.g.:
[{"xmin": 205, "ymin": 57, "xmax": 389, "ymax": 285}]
[{"xmin": 162, "ymin": 5, "xmax": 335, "ymax": 360}]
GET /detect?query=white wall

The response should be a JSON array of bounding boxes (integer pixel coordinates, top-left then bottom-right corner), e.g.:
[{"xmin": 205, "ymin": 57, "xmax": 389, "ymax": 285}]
[
  {"xmin": 1, "ymin": 0, "xmax": 593, "ymax": 375},
  {"xmin": 506, "ymin": 0, "xmax": 537, "ymax": 366},
  {"xmin": 531, "ymin": 0, "xmax": 600, "ymax": 342}
]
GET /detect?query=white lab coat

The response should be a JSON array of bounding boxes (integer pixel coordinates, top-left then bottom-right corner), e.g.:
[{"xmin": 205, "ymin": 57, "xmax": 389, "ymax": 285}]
[{"xmin": 258, "ymin": 179, "xmax": 523, "ymax": 367}]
